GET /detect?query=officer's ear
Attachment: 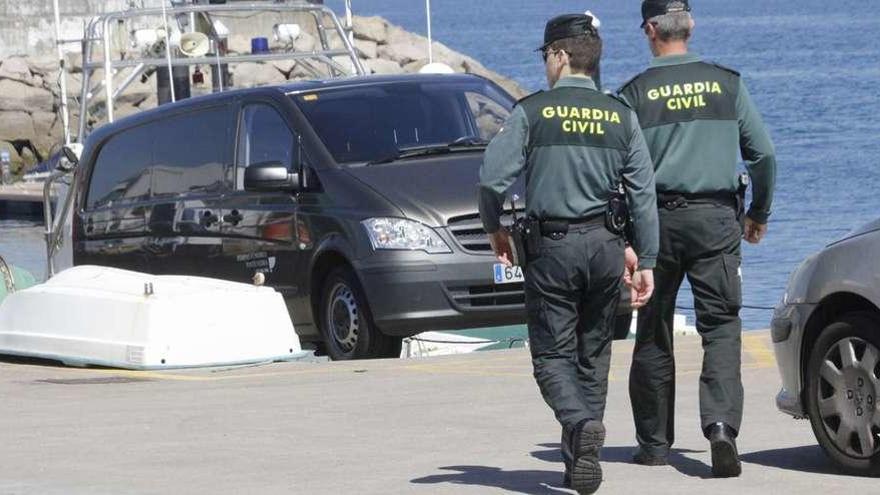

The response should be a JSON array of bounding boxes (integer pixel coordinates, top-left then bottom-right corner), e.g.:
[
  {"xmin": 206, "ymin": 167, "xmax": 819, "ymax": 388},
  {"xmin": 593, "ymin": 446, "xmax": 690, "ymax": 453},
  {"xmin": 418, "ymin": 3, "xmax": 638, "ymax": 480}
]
[{"xmin": 559, "ymin": 49, "xmax": 571, "ymax": 67}]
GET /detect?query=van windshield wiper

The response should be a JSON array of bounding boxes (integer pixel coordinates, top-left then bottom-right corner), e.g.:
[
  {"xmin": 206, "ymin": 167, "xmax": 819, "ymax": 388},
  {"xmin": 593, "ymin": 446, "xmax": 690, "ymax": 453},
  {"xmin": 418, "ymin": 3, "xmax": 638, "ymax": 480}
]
[{"xmin": 366, "ymin": 138, "xmax": 489, "ymax": 166}]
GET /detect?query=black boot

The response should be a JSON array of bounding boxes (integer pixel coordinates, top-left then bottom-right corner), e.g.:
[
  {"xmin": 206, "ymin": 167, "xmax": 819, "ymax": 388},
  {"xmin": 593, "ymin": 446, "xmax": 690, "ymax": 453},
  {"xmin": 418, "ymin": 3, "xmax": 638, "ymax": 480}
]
[
  {"xmin": 570, "ymin": 420, "xmax": 605, "ymax": 494},
  {"xmin": 705, "ymin": 423, "xmax": 741, "ymax": 478},
  {"xmin": 632, "ymin": 448, "xmax": 668, "ymax": 466}
]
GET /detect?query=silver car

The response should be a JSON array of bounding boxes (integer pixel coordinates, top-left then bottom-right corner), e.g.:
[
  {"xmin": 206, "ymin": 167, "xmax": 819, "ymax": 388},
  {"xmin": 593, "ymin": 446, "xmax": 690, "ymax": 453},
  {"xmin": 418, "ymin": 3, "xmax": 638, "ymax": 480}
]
[{"xmin": 773, "ymin": 218, "xmax": 880, "ymax": 474}]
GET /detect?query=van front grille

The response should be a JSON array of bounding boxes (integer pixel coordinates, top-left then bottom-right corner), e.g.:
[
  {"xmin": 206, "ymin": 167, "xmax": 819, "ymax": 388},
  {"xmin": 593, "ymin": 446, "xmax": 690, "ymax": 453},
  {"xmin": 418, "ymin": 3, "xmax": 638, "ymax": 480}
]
[
  {"xmin": 447, "ymin": 282, "xmax": 525, "ymax": 309},
  {"xmin": 447, "ymin": 211, "xmax": 523, "ymax": 253}
]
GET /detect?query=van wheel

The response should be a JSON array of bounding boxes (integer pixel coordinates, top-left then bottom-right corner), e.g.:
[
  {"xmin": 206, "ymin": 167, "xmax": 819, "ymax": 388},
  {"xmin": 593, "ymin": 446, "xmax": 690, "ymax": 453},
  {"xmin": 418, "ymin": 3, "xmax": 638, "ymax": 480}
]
[
  {"xmin": 806, "ymin": 312, "xmax": 880, "ymax": 475},
  {"xmin": 319, "ymin": 266, "xmax": 402, "ymax": 360}
]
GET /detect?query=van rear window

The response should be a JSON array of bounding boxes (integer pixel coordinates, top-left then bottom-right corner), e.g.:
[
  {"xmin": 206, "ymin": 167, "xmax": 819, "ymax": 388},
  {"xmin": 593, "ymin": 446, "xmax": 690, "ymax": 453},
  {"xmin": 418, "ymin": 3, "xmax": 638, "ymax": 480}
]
[
  {"xmin": 86, "ymin": 125, "xmax": 153, "ymax": 210},
  {"xmin": 294, "ymin": 80, "xmax": 513, "ymax": 164},
  {"xmin": 85, "ymin": 107, "xmax": 231, "ymax": 210}
]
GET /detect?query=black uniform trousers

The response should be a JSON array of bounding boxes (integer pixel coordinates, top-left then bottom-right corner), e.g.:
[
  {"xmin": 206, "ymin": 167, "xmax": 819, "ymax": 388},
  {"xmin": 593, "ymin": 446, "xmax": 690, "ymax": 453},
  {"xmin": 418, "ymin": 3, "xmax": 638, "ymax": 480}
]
[
  {"xmin": 629, "ymin": 202, "xmax": 743, "ymax": 456},
  {"xmin": 524, "ymin": 222, "xmax": 625, "ymax": 469}
]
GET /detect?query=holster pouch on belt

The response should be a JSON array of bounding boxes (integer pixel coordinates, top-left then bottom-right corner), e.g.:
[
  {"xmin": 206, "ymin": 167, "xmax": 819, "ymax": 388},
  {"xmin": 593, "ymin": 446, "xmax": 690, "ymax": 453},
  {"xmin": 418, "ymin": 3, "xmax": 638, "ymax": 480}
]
[
  {"xmin": 736, "ymin": 173, "xmax": 749, "ymax": 225},
  {"xmin": 511, "ymin": 217, "xmax": 540, "ymax": 267},
  {"xmin": 605, "ymin": 185, "xmax": 628, "ymax": 236}
]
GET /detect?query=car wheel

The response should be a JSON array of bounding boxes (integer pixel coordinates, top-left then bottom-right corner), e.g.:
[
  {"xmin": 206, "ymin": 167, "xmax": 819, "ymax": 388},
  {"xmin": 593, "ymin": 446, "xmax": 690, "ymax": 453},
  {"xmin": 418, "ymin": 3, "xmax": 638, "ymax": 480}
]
[
  {"xmin": 806, "ymin": 312, "xmax": 880, "ymax": 475},
  {"xmin": 319, "ymin": 266, "xmax": 402, "ymax": 360}
]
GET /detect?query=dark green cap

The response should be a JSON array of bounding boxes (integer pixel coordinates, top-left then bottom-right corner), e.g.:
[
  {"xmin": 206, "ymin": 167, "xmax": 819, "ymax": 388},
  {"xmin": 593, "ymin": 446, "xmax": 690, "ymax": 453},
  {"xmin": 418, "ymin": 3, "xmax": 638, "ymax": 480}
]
[
  {"xmin": 538, "ymin": 14, "xmax": 598, "ymax": 51},
  {"xmin": 641, "ymin": 0, "xmax": 691, "ymax": 28}
]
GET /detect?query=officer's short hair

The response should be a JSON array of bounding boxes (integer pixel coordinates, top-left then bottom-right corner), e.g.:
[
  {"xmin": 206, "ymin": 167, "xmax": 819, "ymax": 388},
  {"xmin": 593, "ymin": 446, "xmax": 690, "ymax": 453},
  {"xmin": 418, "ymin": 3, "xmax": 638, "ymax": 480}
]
[
  {"xmin": 647, "ymin": 9, "xmax": 692, "ymax": 42},
  {"xmin": 549, "ymin": 33, "xmax": 602, "ymax": 76}
]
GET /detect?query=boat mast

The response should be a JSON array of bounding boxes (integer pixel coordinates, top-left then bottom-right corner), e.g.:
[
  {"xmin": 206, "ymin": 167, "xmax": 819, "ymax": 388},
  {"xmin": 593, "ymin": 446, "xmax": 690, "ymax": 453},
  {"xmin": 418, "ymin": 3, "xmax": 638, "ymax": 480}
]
[
  {"xmin": 425, "ymin": 0, "xmax": 433, "ymax": 64},
  {"xmin": 52, "ymin": 0, "xmax": 71, "ymax": 145}
]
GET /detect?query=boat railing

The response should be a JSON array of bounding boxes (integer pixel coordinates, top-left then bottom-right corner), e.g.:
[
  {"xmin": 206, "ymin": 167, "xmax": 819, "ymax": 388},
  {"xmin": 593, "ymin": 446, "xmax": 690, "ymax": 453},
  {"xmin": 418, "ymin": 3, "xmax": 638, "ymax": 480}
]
[{"xmin": 76, "ymin": 1, "xmax": 364, "ymax": 139}]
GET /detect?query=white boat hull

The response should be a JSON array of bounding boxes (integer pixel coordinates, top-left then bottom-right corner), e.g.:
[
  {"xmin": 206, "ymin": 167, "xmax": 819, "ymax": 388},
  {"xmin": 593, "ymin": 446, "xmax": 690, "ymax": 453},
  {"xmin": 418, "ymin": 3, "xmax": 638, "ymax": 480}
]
[{"xmin": 0, "ymin": 266, "xmax": 307, "ymax": 369}]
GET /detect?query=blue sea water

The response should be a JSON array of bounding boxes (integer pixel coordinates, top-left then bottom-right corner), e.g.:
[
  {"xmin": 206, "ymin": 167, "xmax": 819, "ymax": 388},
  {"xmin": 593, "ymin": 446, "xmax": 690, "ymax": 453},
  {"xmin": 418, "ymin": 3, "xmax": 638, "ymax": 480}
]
[
  {"xmin": 325, "ymin": 0, "xmax": 880, "ymax": 330},
  {"xmin": 1, "ymin": 0, "xmax": 878, "ymax": 331}
]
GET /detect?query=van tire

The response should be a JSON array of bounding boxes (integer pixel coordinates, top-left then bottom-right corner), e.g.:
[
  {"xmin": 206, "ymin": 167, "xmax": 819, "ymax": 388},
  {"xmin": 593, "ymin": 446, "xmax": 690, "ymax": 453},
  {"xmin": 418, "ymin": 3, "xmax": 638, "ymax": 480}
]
[{"xmin": 319, "ymin": 266, "xmax": 402, "ymax": 360}]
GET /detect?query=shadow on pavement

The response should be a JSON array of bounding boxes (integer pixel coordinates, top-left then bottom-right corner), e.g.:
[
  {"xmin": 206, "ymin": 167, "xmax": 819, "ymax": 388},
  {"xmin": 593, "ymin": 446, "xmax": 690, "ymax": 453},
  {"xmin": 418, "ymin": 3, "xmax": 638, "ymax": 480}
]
[
  {"xmin": 602, "ymin": 446, "xmax": 712, "ymax": 479},
  {"xmin": 533, "ymin": 443, "xmax": 712, "ymax": 479},
  {"xmin": 0, "ymin": 354, "xmax": 67, "ymax": 367},
  {"xmin": 740, "ymin": 445, "xmax": 860, "ymax": 476},
  {"xmin": 411, "ymin": 466, "xmax": 571, "ymax": 494}
]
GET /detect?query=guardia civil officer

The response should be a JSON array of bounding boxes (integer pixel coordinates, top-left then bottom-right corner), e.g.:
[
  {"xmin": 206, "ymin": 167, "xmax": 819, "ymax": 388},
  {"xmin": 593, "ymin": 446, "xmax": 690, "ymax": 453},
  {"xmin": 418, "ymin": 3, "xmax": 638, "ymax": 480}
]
[
  {"xmin": 618, "ymin": 0, "xmax": 777, "ymax": 477},
  {"xmin": 479, "ymin": 14, "xmax": 659, "ymax": 494}
]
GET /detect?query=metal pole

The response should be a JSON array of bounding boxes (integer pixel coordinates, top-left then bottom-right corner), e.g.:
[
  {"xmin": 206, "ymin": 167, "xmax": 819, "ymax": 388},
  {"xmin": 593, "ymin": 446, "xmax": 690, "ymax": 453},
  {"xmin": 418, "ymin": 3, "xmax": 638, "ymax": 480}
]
[
  {"xmin": 52, "ymin": 0, "xmax": 72, "ymax": 145},
  {"xmin": 426, "ymin": 0, "xmax": 433, "ymax": 64},
  {"xmin": 344, "ymin": 0, "xmax": 354, "ymax": 45},
  {"xmin": 161, "ymin": 2, "xmax": 176, "ymax": 103},
  {"xmin": 103, "ymin": 18, "xmax": 114, "ymax": 122}
]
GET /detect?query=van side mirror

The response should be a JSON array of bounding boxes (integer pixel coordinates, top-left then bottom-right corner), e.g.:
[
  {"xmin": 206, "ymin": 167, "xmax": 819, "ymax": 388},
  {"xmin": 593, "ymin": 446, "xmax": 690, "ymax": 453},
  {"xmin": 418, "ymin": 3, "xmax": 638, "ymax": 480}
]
[
  {"xmin": 59, "ymin": 143, "xmax": 83, "ymax": 171},
  {"xmin": 243, "ymin": 161, "xmax": 300, "ymax": 192}
]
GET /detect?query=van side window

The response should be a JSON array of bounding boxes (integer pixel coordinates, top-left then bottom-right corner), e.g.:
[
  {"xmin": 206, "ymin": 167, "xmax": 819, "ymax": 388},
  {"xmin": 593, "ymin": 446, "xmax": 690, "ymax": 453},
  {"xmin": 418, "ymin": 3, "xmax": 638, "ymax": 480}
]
[
  {"xmin": 85, "ymin": 125, "xmax": 153, "ymax": 210},
  {"xmin": 151, "ymin": 107, "xmax": 230, "ymax": 198},
  {"xmin": 237, "ymin": 104, "xmax": 295, "ymax": 188}
]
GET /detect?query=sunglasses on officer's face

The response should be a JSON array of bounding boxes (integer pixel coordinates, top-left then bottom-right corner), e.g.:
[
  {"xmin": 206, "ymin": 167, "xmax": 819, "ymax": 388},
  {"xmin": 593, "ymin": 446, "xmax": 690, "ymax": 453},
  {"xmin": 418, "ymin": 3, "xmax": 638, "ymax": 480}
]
[{"xmin": 541, "ymin": 48, "xmax": 568, "ymax": 63}]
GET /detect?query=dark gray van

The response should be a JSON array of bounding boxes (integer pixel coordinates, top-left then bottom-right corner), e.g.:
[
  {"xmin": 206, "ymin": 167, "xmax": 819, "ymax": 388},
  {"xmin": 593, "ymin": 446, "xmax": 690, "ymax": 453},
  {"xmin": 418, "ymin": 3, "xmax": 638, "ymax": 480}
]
[{"xmin": 72, "ymin": 74, "xmax": 538, "ymax": 359}]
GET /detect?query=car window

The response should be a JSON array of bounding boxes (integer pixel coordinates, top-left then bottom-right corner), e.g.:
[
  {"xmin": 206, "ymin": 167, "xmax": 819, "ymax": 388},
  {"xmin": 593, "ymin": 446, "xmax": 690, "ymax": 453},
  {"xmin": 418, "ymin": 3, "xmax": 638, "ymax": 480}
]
[
  {"xmin": 465, "ymin": 91, "xmax": 510, "ymax": 141},
  {"xmin": 294, "ymin": 80, "xmax": 514, "ymax": 164},
  {"xmin": 236, "ymin": 104, "xmax": 295, "ymax": 189},
  {"xmin": 86, "ymin": 125, "xmax": 153, "ymax": 210},
  {"xmin": 151, "ymin": 107, "xmax": 231, "ymax": 198}
]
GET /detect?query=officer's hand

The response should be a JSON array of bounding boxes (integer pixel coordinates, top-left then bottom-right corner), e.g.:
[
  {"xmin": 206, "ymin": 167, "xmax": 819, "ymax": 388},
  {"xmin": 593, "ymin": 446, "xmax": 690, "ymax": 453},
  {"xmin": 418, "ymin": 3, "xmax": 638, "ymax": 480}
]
[
  {"xmin": 489, "ymin": 229, "xmax": 514, "ymax": 267},
  {"xmin": 623, "ymin": 247, "xmax": 638, "ymax": 288},
  {"xmin": 744, "ymin": 218, "xmax": 768, "ymax": 244},
  {"xmin": 631, "ymin": 269, "xmax": 655, "ymax": 308}
]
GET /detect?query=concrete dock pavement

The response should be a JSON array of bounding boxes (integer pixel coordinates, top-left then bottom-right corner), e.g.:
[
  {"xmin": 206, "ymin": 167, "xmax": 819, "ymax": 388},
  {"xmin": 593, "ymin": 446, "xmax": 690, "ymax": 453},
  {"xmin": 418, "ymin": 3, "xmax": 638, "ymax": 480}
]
[{"xmin": 0, "ymin": 330, "xmax": 870, "ymax": 494}]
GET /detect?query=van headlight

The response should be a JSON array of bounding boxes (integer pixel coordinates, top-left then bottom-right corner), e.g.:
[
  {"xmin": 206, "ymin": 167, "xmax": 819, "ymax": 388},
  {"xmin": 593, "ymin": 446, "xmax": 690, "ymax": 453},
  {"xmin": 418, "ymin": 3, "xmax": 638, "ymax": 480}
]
[{"xmin": 362, "ymin": 218, "xmax": 451, "ymax": 254}]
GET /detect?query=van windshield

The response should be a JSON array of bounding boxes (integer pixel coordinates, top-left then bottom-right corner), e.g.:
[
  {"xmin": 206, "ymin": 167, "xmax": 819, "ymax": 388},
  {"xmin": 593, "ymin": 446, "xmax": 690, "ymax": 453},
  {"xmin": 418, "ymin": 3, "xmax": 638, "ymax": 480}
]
[{"xmin": 292, "ymin": 80, "xmax": 514, "ymax": 164}]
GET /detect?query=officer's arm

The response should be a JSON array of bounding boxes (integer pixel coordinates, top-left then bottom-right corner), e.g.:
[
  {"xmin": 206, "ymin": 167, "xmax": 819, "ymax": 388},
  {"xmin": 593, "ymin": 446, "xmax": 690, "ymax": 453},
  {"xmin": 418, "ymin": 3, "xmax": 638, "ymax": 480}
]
[
  {"xmin": 621, "ymin": 113, "xmax": 659, "ymax": 270},
  {"xmin": 478, "ymin": 106, "xmax": 529, "ymax": 234},
  {"xmin": 737, "ymin": 79, "xmax": 777, "ymax": 224}
]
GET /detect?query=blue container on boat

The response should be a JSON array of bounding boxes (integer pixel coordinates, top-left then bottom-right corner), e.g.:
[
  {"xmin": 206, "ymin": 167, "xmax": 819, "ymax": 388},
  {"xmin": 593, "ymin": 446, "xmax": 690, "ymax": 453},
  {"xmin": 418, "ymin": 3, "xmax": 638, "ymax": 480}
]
[{"xmin": 251, "ymin": 37, "xmax": 270, "ymax": 54}]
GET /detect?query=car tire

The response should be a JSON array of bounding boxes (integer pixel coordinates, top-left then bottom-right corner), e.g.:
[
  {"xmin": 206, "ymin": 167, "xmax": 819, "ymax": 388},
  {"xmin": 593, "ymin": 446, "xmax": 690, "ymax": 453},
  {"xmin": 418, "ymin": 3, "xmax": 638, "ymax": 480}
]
[
  {"xmin": 806, "ymin": 312, "xmax": 880, "ymax": 475},
  {"xmin": 319, "ymin": 266, "xmax": 402, "ymax": 360}
]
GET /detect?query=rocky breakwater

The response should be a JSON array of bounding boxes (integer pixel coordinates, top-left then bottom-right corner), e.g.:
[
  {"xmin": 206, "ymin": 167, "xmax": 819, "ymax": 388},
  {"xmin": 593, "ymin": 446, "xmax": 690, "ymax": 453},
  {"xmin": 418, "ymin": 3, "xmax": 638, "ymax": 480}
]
[{"xmin": 0, "ymin": 15, "xmax": 527, "ymax": 176}]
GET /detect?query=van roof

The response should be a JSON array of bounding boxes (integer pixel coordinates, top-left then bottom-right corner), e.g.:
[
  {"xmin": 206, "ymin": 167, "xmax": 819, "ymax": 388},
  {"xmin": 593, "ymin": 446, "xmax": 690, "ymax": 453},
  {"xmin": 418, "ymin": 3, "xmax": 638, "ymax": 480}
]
[{"xmin": 86, "ymin": 73, "xmax": 492, "ymax": 145}]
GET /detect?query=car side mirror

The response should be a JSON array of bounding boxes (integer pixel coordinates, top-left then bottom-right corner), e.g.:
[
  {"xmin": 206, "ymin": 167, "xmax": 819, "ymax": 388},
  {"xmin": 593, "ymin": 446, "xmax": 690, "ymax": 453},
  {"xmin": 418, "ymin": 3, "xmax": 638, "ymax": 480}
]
[{"xmin": 243, "ymin": 161, "xmax": 300, "ymax": 192}]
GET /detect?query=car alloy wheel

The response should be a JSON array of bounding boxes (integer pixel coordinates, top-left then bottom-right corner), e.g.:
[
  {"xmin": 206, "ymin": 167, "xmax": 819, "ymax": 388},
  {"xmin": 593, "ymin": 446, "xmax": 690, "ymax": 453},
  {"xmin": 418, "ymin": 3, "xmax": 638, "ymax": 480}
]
[
  {"xmin": 327, "ymin": 282, "xmax": 360, "ymax": 354},
  {"xmin": 816, "ymin": 336, "xmax": 880, "ymax": 459}
]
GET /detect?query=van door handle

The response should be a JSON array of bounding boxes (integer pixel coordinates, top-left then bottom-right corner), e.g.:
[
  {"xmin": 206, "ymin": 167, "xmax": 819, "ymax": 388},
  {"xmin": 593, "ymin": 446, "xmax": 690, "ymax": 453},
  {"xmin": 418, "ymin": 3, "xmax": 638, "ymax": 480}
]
[
  {"xmin": 222, "ymin": 210, "xmax": 243, "ymax": 226},
  {"xmin": 200, "ymin": 210, "xmax": 219, "ymax": 228}
]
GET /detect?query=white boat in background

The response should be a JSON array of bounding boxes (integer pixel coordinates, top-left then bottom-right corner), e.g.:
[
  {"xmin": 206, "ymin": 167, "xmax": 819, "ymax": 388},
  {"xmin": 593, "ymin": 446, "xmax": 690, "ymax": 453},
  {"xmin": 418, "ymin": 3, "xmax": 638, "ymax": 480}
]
[{"xmin": 0, "ymin": 265, "xmax": 308, "ymax": 369}]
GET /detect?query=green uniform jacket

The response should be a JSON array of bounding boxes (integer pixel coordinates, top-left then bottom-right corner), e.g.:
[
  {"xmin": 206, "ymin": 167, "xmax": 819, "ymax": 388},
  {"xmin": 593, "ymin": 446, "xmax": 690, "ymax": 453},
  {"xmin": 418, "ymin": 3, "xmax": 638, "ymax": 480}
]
[
  {"xmin": 478, "ymin": 76, "xmax": 659, "ymax": 270},
  {"xmin": 618, "ymin": 53, "xmax": 777, "ymax": 223}
]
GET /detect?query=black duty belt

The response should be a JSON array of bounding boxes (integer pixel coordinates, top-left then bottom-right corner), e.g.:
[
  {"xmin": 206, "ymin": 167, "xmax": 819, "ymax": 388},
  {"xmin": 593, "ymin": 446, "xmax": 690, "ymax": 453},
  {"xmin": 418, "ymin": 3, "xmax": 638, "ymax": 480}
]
[
  {"xmin": 538, "ymin": 213, "xmax": 605, "ymax": 236},
  {"xmin": 657, "ymin": 192, "xmax": 737, "ymax": 210}
]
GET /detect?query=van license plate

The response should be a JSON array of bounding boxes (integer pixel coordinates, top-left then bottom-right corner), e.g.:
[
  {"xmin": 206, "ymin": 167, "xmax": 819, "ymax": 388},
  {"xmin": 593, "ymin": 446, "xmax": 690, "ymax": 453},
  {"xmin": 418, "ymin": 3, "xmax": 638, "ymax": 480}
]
[{"xmin": 493, "ymin": 264, "xmax": 524, "ymax": 284}]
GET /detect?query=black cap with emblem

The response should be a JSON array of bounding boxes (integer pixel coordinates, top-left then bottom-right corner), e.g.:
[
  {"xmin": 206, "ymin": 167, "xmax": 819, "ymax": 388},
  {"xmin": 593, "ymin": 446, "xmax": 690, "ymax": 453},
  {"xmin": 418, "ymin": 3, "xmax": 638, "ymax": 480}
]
[
  {"xmin": 537, "ymin": 14, "xmax": 598, "ymax": 51},
  {"xmin": 641, "ymin": 0, "xmax": 691, "ymax": 28}
]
